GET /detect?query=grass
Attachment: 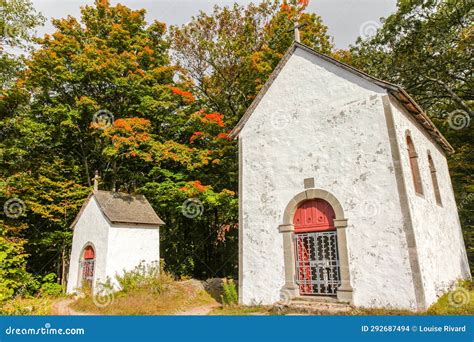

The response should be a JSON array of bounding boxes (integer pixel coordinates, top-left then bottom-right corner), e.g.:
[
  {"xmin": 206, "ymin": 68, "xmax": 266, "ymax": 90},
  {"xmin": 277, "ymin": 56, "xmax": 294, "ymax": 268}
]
[
  {"xmin": 211, "ymin": 281, "xmax": 474, "ymax": 316},
  {"xmin": 71, "ymin": 280, "xmax": 218, "ymax": 315},
  {"xmin": 6, "ymin": 274, "xmax": 473, "ymax": 316},
  {"xmin": 427, "ymin": 281, "xmax": 474, "ymax": 315},
  {"xmin": 0, "ymin": 296, "xmax": 55, "ymax": 315}
]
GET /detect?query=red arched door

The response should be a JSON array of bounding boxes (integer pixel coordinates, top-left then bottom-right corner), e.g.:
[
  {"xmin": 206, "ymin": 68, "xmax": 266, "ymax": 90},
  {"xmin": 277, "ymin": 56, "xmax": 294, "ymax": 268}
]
[
  {"xmin": 81, "ymin": 245, "xmax": 95, "ymax": 288},
  {"xmin": 293, "ymin": 199, "xmax": 341, "ymax": 296}
]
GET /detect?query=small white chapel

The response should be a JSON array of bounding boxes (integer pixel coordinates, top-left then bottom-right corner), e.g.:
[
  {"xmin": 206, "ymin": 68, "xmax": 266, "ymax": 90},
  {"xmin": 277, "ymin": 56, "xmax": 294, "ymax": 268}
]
[{"xmin": 66, "ymin": 175, "xmax": 164, "ymax": 294}]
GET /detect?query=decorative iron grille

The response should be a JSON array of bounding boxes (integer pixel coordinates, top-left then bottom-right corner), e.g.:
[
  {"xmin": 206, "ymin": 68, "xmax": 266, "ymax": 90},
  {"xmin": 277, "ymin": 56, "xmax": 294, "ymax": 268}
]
[
  {"xmin": 81, "ymin": 259, "xmax": 95, "ymax": 285},
  {"xmin": 294, "ymin": 231, "xmax": 341, "ymax": 295}
]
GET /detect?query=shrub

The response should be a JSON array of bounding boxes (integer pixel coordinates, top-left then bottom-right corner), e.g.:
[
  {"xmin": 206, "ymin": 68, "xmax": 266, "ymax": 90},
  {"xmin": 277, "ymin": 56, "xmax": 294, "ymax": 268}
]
[
  {"xmin": 221, "ymin": 279, "xmax": 238, "ymax": 306},
  {"xmin": 116, "ymin": 261, "xmax": 174, "ymax": 294},
  {"xmin": 428, "ymin": 280, "xmax": 474, "ymax": 315},
  {"xmin": 39, "ymin": 273, "xmax": 63, "ymax": 297},
  {"xmin": 0, "ymin": 234, "xmax": 38, "ymax": 302}
]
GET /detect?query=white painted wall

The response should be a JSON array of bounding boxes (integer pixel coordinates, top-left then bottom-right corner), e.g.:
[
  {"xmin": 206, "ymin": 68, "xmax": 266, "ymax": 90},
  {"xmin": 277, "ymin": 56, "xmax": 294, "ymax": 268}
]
[
  {"xmin": 67, "ymin": 195, "xmax": 161, "ymax": 294},
  {"xmin": 239, "ymin": 47, "xmax": 418, "ymax": 309},
  {"xmin": 67, "ymin": 196, "xmax": 110, "ymax": 294},
  {"xmin": 390, "ymin": 98, "xmax": 470, "ymax": 307},
  {"xmin": 106, "ymin": 224, "xmax": 160, "ymax": 289}
]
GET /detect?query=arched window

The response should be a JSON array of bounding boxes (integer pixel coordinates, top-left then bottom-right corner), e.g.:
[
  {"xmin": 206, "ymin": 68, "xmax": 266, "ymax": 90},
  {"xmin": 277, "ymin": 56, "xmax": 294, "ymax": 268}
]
[
  {"xmin": 428, "ymin": 153, "xmax": 442, "ymax": 206},
  {"xmin": 406, "ymin": 133, "xmax": 423, "ymax": 195}
]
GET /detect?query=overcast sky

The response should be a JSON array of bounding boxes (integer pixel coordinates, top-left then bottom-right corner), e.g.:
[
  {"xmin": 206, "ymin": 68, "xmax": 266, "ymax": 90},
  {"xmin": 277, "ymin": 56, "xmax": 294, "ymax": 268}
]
[{"xmin": 31, "ymin": 0, "xmax": 397, "ymax": 48}]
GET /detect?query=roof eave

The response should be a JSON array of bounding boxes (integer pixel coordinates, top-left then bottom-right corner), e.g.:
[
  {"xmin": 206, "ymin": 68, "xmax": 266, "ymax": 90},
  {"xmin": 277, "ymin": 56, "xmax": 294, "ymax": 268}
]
[
  {"xmin": 109, "ymin": 220, "xmax": 165, "ymax": 227},
  {"xmin": 389, "ymin": 88, "xmax": 455, "ymax": 154}
]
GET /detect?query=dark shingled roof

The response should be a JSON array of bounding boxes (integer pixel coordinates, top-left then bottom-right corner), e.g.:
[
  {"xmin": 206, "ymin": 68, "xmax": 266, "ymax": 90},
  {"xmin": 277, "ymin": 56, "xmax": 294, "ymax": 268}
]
[
  {"xmin": 230, "ymin": 42, "xmax": 454, "ymax": 154},
  {"xmin": 71, "ymin": 190, "xmax": 165, "ymax": 228}
]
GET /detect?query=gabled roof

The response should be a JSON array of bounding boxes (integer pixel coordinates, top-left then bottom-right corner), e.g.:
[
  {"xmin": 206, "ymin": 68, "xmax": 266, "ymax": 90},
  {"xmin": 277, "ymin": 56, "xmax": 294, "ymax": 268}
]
[
  {"xmin": 70, "ymin": 190, "xmax": 165, "ymax": 228},
  {"xmin": 229, "ymin": 42, "xmax": 454, "ymax": 154}
]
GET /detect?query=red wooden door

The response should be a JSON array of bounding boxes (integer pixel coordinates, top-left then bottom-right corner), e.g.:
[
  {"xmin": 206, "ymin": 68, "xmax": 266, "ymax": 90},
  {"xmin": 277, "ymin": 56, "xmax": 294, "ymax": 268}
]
[
  {"xmin": 294, "ymin": 199, "xmax": 336, "ymax": 233},
  {"xmin": 294, "ymin": 199, "xmax": 336, "ymax": 295}
]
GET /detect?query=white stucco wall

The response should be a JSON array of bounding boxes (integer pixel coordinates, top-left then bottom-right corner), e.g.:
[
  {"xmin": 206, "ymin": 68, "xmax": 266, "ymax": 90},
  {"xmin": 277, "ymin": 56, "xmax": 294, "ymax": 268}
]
[
  {"xmin": 106, "ymin": 223, "xmax": 160, "ymax": 288},
  {"xmin": 390, "ymin": 98, "xmax": 470, "ymax": 307},
  {"xmin": 239, "ymin": 47, "xmax": 418, "ymax": 309},
  {"xmin": 67, "ymin": 195, "xmax": 161, "ymax": 294},
  {"xmin": 67, "ymin": 196, "xmax": 110, "ymax": 294}
]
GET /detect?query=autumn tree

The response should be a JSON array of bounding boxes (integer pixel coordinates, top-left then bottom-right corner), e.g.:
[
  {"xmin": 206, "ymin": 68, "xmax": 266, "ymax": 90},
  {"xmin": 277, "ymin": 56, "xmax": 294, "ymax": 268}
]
[
  {"xmin": 1, "ymin": 0, "xmax": 240, "ymax": 282},
  {"xmin": 170, "ymin": 0, "xmax": 332, "ymax": 126}
]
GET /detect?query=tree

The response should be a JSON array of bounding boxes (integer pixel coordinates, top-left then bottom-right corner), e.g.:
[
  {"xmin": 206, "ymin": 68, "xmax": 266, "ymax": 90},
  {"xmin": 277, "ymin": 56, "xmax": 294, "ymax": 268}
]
[
  {"xmin": 0, "ymin": 0, "xmax": 44, "ymax": 302},
  {"xmin": 0, "ymin": 0, "xmax": 44, "ymax": 89},
  {"xmin": 1, "ymin": 0, "xmax": 188, "ymax": 282},
  {"xmin": 170, "ymin": 0, "xmax": 333, "ymax": 126},
  {"xmin": 1, "ymin": 0, "xmax": 241, "ymax": 282},
  {"xmin": 346, "ymin": 0, "xmax": 473, "ymax": 268}
]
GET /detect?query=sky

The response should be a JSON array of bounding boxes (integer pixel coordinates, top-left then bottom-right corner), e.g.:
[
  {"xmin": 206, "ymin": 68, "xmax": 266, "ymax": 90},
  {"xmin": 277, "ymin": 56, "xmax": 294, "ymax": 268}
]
[{"xmin": 30, "ymin": 0, "xmax": 397, "ymax": 49}]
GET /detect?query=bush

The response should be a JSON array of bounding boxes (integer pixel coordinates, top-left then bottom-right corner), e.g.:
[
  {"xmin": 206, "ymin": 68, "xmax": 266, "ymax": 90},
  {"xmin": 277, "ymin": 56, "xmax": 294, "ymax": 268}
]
[
  {"xmin": 116, "ymin": 261, "xmax": 174, "ymax": 294},
  {"xmin": 39, "ymin": 273, "xmax": 63, "ymax": 297},
  {"xmin": 221, "ymin": 279, "xmax": 238, "ymax": 306},
  {"xmin": 428, "ymin": 280, "xmax": 474, "ymax": 315}
]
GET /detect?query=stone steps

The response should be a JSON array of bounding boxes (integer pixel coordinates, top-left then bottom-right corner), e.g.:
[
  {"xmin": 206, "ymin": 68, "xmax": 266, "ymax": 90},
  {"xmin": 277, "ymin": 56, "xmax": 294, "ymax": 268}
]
[{"xmin": 274, "ymin": 296, "xmax": 353, "ymax": 315}]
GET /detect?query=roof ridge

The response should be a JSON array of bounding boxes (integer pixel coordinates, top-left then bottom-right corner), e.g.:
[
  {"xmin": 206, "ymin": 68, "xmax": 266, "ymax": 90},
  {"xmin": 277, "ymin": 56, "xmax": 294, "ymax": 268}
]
[{"xmin": 70, "ymin": 190, "xmax": 164, "ymax": 229}]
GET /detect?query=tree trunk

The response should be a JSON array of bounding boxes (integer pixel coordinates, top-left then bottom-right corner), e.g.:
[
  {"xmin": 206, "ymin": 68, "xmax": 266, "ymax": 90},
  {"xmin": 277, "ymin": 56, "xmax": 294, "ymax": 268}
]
[{"xmin": 112, "ymin": 159, "xmax": 117, "ymax": 191}]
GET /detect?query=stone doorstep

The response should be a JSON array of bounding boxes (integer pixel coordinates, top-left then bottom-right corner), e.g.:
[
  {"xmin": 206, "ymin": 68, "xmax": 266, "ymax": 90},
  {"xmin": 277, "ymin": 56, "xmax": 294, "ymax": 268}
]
[
  {"xmin": 274, "ymin": 296, "xmax": 353, "ymax": 314},
  {"xmin": 292, "ymin": 295, "xmax": 339, "ymax": 303}
]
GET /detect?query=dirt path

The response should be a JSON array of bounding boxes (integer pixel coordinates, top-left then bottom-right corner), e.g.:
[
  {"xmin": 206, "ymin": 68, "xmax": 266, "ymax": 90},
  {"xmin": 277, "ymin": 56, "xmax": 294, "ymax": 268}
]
[
  {"xmin": 52, "ymin": 298, "xmax": 220, "ymax": 316},
  {"xmin": 175, "ymin": 303, "xmax": 221, "ymax": 316},
  {"xmin": 51, "ymin": 298, "xmax": 97, "ymax": 316}
]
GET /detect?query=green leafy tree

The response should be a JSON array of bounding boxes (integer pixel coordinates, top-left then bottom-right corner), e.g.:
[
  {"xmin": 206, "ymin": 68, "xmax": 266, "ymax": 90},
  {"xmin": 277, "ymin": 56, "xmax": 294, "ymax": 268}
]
[
  {"xmin": 0, "ymin": 0, "xmax": 44, "ymax": 302},
  {"xmin": 0, "ymin": 0, "xmax": 44, "ymax": 89}
]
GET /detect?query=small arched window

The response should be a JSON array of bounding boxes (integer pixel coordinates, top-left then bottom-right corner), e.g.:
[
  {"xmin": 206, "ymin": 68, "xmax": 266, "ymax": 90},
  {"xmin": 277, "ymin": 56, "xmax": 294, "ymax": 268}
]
[
  {"xmin": 428, "ymin": 153, "xmax": 442, "ymax": 206},
  {"xmin": 406, "ymin": 134, "xmax": 423, "ymax": 195}
]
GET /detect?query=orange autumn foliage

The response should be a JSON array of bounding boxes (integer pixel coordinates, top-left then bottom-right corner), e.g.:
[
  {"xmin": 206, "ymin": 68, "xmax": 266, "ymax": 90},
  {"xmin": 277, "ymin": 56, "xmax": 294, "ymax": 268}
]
[
  {"xmin": 99, "ymin": 118, "xmax": 153, "ymax": 161},
  {"xmin": 169, "ymin": 86, "xmax": 195, "ymax": 103},
  {"xmin": 180, "ymin": 180, "xmax": 210, "ymax": 193},
  {"xmin": 203, "ymin": 112, "xmax": 225, "ymax": 127},
  {"xmin": 190, "ymin": 131, "xmax": 204, "ymax": 143},
  {"xmin": 217, "ymin": 132, "xmax": 231, "ymax": 140},
  {"xmin": 281, "ymin": 0, "xmax": 309, "ymax": 12}
]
